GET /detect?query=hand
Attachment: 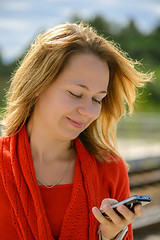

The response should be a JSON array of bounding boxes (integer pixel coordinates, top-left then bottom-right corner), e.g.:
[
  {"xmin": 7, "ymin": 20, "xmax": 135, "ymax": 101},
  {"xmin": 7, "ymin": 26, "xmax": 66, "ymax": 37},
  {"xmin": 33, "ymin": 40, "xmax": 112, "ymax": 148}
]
[{"xmin": 92, "ymin": 198, "xmax": 143, "ymax": 240}]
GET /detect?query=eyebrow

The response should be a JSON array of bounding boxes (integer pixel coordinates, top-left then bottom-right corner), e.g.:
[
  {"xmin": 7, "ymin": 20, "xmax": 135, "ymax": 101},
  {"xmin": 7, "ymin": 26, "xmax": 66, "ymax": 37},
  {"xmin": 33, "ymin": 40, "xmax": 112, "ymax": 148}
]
[{"xmin": 75, "ymin": 83, "xmax": 107, "ymax": 94}]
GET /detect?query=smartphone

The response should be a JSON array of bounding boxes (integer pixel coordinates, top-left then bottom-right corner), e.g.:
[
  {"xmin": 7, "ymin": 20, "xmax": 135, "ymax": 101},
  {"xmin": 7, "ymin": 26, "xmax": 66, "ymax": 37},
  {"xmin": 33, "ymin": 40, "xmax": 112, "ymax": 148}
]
[{"xmin": 100, "ymin": 195, "xmax": 152, "ymax": 217}]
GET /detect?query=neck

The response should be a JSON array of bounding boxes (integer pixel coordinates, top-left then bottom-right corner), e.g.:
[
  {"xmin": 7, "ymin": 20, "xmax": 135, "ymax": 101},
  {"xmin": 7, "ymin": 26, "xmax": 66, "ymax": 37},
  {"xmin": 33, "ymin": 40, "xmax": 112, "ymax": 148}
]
[{"xmin": 27, "ymin": 119, "xmax": 74, "ymax": 165}]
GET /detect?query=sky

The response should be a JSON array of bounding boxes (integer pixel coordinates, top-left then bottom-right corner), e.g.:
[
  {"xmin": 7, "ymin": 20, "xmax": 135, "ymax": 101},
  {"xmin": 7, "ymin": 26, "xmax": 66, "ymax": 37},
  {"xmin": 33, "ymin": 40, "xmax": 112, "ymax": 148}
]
[{"xmin": 0, "ymin": 0, "xmax": 160, "ymax": 63}]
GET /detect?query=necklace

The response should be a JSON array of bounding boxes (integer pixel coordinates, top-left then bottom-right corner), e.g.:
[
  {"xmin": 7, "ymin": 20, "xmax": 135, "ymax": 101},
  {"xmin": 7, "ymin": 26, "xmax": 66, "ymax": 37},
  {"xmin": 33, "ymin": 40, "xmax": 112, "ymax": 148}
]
[{"xmin": 36, "ymin": 153, "xmax": 73, "ymax": 188}]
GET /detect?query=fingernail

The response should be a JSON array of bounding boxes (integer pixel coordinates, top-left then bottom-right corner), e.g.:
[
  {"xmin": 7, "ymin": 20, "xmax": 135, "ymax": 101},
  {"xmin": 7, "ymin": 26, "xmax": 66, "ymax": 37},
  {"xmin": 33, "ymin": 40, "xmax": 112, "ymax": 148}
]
[
  {"xmin": 92, "ymin": 207, "xmax": 98, "ymax": 213},
  {"xmin": 118, "ymin": 205, "xmax": 125, "ymax": 211},
  {"xmin": 136, "ymin": 204, "xmax": 142, "ymax": 211},
  {"xmin": 104, "ymin": 204, "xmax": 111, "ymax": 211}
]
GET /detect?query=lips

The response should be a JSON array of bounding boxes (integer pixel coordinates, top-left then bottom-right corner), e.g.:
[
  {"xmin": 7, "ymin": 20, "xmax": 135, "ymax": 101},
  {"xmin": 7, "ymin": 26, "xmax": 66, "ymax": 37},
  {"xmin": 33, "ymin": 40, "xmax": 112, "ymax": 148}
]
[{"xmin": 67, "ymin": 117, "xmax": 85, "ymax": 129}]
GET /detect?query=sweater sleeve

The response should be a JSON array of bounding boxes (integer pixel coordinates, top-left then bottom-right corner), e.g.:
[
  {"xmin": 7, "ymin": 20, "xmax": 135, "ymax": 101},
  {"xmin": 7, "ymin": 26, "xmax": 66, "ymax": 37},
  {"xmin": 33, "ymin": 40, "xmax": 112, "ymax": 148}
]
[{"xmin": 100, "ymin": 156, "xmax": 133, "ymax": 240}]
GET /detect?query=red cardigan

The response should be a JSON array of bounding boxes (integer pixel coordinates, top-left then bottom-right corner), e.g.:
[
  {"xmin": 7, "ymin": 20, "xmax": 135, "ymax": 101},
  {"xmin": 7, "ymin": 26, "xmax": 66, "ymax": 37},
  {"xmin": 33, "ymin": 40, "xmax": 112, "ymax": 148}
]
[{"xmin": 0, "ymin": 125, "xmax": 133, "ymax": 239}]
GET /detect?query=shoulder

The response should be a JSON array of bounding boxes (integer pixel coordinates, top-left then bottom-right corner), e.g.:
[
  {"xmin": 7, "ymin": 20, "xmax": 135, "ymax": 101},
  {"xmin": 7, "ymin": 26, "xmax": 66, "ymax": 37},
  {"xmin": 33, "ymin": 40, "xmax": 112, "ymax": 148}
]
[
  {"xmin": 96, "ymin": 153, "xmax": 130, "ymax": 196},
  {"xmin": 97, "ymin": 153, "xmax": 128, "ymax": 178},
  {"xmin": 97, "ymin": 153, "xmax": 130, "ymax": 200},
  {"xmin": 0, "ymin": 135, "xmax": 10, "ymax": 146},
  {"xmin": 0, "ymin": 135, "xmax": 11, "ymax": 159}
]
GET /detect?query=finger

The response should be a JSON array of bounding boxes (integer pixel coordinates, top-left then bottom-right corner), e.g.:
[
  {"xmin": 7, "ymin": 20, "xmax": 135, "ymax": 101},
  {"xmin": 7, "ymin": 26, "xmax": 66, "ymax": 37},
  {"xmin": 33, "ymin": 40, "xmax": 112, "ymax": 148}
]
[
  {"xmin": 134, "ymin": 204, "xmax": 143, "ymax": 216},
  {"xmin": 116, "ymin": 205, "xmax": 135, "ymax": 223},
  {"xmin": 92, "ymin": 207, "xmax": 111, "ymax": 225},
  {"xmin": 102, "ymin": 204, "xmax": 126, "ymax": 228},
  {"xmin": 100, "ymin": 198, "xmax": 118, "ymax": 209}
]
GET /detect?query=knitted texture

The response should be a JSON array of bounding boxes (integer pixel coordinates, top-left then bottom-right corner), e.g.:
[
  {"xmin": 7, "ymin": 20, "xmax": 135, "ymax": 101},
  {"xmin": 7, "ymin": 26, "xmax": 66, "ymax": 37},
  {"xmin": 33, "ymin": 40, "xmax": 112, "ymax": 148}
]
[
  {"xmin": 0, "ymin": 126, "xmax": 53, "ymax": 239},
  {"xmin": 0, "ymin": 125, "xmax": 133, "ymax": 239}
]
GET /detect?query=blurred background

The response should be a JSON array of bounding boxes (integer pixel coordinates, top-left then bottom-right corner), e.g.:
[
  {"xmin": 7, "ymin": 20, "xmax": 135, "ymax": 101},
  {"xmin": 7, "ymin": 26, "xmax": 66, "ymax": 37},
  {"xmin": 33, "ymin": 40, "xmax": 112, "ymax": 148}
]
[{"xmin": 0, "ymin": 0, "xmax": 160, "ymax": 239}]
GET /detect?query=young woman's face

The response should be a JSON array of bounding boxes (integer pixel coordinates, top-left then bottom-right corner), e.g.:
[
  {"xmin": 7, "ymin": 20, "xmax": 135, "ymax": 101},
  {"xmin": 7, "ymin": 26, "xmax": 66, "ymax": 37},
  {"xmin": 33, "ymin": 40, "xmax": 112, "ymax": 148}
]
[{"xmin": 33, "ymin": 53, "xmax": 109, "ymax": 141}]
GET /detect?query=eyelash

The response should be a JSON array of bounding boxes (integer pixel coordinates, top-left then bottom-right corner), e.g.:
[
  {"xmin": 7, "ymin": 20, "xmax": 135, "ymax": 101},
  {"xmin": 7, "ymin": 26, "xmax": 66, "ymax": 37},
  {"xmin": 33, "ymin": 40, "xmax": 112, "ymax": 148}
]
[{"xmin": 68, "ymin": 91, "xmax": 102, "ymax": 105}]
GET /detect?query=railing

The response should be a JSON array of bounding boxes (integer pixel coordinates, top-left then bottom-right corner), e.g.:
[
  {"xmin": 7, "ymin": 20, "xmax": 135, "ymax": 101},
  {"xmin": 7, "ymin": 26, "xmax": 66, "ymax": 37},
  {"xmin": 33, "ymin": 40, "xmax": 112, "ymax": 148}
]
[
  {"xmin": 128, "ymin": 156, "xmax": 160, "ymax": 239},
  {"xmin": 117, "ymin": 112, "xmax": 160, "ymax": 140},
  {"xmin": 117, "ymin": 112, "xmax": 160, "ymax": 239}
]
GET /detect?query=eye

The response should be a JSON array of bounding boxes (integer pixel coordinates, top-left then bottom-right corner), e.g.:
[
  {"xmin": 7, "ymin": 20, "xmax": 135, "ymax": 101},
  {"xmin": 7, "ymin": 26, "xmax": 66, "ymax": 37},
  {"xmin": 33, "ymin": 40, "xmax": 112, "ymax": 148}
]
[
  {"xmin": 93, "ymin": 98, "xmax": 102, "ymax": 105},
  {"xmin": 68, "ymin": 91, "xmax": 82, "ymax": 98},
  {"xmin": 68, "ymin": 91, "xmax": 103, "ymax": 105}
]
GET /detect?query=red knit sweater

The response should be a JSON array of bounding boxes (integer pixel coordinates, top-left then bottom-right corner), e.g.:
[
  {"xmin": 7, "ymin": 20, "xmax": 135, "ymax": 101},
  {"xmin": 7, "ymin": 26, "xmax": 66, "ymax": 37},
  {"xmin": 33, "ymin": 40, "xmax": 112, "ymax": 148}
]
[{"xmin": 0, "ymin": 125, "xmax": 133, "ymax": 239}]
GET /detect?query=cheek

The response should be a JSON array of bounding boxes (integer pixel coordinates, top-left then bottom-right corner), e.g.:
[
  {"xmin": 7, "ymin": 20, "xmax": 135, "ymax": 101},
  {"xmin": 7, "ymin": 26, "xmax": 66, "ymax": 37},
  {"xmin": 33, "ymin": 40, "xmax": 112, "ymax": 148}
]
[
  {"xmin": 84, "ymin": 107, "xmax": 101, "ymax": 129},
  {"xmin": 94, "ymin": 106, "xmax": 102, "ymax": 120},
  {"xmin": 59, "ymin": 92, "xmax": 85, "ymax": 112},
  {"xmin": 86, "ymin": 106, "xmax": 101, "ymax": 128},
  {"xmin": 35, "ymin": 100, "xmax": 51, "ymax": 122},
  {"xmin": 39, "ymin": 92, "xmax": 76, "ymax": 118},
  {"xmin": 35, "ymin": 92, "xmax": 58, "ymax": 122}
]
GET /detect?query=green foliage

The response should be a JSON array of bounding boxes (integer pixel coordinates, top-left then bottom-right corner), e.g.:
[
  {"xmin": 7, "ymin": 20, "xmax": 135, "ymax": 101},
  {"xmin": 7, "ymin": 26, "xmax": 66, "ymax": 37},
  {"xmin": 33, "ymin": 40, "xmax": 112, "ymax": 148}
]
[{"xmin": 0, "ymin": 15, "xmax": 160, "ymax": 112}]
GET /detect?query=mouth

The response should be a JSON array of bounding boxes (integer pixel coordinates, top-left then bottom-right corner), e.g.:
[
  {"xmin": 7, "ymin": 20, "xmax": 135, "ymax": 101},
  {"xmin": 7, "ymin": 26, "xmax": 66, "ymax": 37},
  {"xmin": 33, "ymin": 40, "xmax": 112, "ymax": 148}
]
[{"xmin": 66, "ymin": 117, "xmax": 85, "ymax": 129}]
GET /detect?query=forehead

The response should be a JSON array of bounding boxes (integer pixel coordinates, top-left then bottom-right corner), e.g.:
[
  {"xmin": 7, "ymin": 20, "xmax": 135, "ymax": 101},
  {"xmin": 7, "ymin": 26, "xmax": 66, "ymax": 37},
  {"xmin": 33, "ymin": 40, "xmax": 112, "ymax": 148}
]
[{"xmin": 57, "ymin": 53, "xmax": 109, "ymax": 91}]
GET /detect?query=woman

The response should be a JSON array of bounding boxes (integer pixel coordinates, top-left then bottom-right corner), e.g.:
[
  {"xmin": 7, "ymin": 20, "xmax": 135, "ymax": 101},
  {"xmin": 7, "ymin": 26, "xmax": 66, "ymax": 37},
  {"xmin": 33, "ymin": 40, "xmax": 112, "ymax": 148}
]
[{"xmin": 0, "ymin": 23, "xmax": 152, "ymax": 239}]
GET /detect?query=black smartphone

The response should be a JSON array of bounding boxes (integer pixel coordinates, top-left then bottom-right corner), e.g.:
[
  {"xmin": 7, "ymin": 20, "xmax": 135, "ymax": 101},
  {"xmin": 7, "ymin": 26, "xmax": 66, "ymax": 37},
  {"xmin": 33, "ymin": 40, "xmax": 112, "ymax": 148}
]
[{"xmin": 100, "ymin": 195, "xmax": 151, "ymax": 217}]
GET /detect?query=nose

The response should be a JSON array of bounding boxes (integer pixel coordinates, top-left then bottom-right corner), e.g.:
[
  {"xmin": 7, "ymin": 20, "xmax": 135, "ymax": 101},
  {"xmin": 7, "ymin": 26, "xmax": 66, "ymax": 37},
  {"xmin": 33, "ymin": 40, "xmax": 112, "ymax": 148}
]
[{"xmin": 77, "ymin": 100, "xmax": 100, "ymax": 119}]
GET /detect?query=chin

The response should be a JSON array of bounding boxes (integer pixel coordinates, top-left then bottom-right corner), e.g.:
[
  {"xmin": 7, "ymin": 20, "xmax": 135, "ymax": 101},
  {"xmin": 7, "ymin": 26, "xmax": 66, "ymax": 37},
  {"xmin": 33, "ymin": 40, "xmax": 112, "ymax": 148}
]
[{"xmin": 54, "ymin": 132, "xmax": 75, "ymax": 142}]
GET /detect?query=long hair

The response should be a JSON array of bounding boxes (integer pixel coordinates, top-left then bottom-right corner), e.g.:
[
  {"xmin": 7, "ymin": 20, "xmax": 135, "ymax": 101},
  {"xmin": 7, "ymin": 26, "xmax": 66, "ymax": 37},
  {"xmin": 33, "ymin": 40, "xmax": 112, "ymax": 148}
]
[{"xmin": 2, "ymin": 22, "xmax": 153, "ymax": 161}]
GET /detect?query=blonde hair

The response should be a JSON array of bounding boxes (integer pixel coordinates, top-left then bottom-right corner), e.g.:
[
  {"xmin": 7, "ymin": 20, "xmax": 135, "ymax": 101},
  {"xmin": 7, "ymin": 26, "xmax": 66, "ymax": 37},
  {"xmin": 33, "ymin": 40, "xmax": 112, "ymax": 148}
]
[{"xmin": 2, "ymin": 22, "xmax": 152, "ymax": 161}]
